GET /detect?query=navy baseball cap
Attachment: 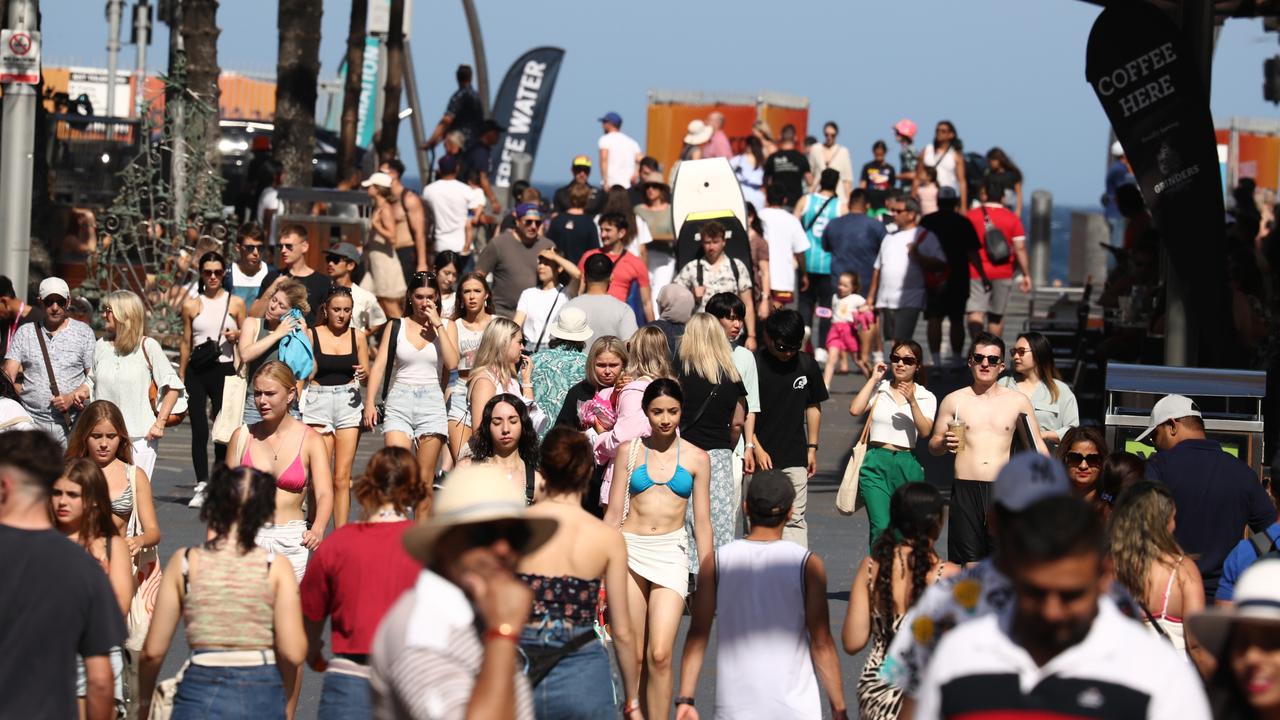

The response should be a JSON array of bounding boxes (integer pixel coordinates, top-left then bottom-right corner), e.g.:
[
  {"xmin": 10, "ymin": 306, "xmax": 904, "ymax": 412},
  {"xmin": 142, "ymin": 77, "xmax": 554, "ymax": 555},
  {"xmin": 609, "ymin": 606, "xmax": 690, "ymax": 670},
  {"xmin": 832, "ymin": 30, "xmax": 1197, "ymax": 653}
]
[
  {"xmin": 438, "ymin": 154, "xmax": 459, "ymax": 174},
  {"xmin": 598, "ymin": 111, "xmax": 622, "ymax": 126}
]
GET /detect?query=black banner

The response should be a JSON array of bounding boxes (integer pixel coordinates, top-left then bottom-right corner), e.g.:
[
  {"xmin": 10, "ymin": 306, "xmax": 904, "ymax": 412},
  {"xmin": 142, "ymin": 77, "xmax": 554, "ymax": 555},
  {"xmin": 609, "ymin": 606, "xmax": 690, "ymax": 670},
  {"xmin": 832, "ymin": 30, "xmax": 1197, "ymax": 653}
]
[
  {"xmin": 1086, "ymin": 3, "xmax": 1230, "ymax": 362},
  {"xmin": 488, "ymin": 47, "xmax": 565, "ymax": 193}
]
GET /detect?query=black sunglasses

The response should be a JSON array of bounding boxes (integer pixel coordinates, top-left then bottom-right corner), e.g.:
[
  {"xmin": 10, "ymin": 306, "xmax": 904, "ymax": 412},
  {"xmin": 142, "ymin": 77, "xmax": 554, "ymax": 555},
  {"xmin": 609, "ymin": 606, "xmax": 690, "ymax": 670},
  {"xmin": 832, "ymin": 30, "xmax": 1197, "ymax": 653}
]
[
  {"xmin": 773, "ymin": 341, "xmax": 801, "ymax": 353},
  {"xmin": 43, "ymin": 296, "xmax": 68, "ymax": 308},
  {"xmin": 969, "ymin": 353, "xmax": 1002, "ymax": 366},
  {"xmin": 463, "ymin": 521, "xmax": 530, "ymax": 550},
  {"xmin": 325, "ymin": 254, "xmax": 352, "ymax": 265},
  {"xmin": 889, "ymin": 354, "xmax": 917, "ymax": 367},
  {"xmin": 1065, "ymin": 452, "xmax": 1104, "ymax": 468},
  {"xmin": 239, "ymin": 243, "xmax": 263, "ymax": 253}
]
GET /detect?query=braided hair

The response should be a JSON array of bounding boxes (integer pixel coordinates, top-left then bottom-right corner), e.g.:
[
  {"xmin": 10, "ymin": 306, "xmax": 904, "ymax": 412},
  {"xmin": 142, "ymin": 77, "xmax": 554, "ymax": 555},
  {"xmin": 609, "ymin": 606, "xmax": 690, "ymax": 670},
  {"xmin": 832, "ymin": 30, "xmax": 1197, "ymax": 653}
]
[{"xmin": 869, "ymin": 483, "xmax": 946, "ymax": 642}]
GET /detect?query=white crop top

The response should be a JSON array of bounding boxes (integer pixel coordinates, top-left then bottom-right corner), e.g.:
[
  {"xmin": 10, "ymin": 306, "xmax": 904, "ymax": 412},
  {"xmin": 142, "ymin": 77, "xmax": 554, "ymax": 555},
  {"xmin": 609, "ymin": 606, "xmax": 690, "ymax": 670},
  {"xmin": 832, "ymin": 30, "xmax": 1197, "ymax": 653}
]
[
  {"xmin": 867, "ymin": 379, "xmax": 938, "ymax": 448},
  {"xmin": 392, "ymin": 321, "xmax": 442, "ymax": 386}
]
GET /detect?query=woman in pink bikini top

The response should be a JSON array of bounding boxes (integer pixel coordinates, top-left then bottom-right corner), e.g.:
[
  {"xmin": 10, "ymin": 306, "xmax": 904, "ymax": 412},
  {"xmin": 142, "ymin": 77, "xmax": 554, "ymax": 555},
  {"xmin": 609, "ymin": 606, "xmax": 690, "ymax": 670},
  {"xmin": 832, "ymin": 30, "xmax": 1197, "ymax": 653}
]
[{"xmin": 229, "ymin": 361, "xmax": 333, "ymax": 553}]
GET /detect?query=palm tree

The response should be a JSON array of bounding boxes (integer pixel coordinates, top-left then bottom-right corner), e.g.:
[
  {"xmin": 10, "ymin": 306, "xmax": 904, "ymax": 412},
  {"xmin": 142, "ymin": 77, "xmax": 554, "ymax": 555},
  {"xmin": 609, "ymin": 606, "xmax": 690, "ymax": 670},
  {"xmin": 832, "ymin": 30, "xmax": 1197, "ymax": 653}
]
[
  {"xmin": 338, "ymin": 0, "xmax": 368, "ymax": 178},
  {"xmin": 183, "ymin": 0, "xmax": 222, "ymax": 211},
  {"xmin": 274, "ymin": 0, "xmax": 323, "ymax": 193},
  {"xmin": 375, "ymin": 0, "xmax": 404, "ymax": 160}
]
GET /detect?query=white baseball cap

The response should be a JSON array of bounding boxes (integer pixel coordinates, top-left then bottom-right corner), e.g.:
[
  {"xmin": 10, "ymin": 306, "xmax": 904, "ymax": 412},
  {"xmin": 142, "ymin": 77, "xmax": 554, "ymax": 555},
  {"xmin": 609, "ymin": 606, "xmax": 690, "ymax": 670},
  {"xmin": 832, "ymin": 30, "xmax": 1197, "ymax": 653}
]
[
  {"xmin": 361, "ymin": 172, "xmax": 393, "ymax": 189},
  {"xmin": 1110, "ymin": 140, "xmax": 1125, "ymax": 157},
  {"xmin": 992, "ymin": 451, "xmax": 1071, "ymax": 512},
  {"xmin": 38, "ymin": 277, "xmax": 70, "ymax": 300},
  {"xmin": 1134, "ymin": 394, "xmax": 1202, "ymax": 442}
]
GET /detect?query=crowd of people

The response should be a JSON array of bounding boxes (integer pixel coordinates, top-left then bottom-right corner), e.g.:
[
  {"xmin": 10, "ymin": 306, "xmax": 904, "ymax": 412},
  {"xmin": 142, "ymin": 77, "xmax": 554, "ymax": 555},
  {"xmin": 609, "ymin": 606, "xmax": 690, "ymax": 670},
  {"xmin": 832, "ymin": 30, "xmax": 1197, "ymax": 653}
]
[{"xmin": 0, "ymin": 93, "xmax": 1278, "ymax": 720}]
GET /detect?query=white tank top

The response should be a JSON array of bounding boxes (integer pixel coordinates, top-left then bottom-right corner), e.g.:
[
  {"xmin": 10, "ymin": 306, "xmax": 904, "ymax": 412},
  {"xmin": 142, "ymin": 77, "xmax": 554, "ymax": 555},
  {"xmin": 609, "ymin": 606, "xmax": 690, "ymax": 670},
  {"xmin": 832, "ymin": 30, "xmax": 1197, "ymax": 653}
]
[
  {"xmin": 922, "ymin": 143, "xmax": 960, "ymax": 192},
  {"xmin": 713, "ymin": 539, "xmax": 820, "ymax": 719},
  {"xmin": 454, "ymin": 317, "xmax": 485, "ymax": 371},
  {"xmin": 392, "ymin": 320, "xmax": 442, "ymax": 386},
  {"xmin": 191, "ymin": 292, "xmax": 237, "ymax": 364}
]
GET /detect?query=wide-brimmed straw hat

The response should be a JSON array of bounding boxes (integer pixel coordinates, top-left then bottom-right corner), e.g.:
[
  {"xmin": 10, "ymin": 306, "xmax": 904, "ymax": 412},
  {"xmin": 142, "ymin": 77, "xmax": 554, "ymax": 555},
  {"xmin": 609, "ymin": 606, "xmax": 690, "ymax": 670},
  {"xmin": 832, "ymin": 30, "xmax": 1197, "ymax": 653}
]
[
  {"xmin": 1187, "ymin": 559, "xmax": 1280, "ymax": 656},
  {"xmin": 684, "ymin": 119, "xmax": 713, "ymax": 146},
  {"xmin": 402, "ymin": 465, "xmax": 558, "ymax": 566}
]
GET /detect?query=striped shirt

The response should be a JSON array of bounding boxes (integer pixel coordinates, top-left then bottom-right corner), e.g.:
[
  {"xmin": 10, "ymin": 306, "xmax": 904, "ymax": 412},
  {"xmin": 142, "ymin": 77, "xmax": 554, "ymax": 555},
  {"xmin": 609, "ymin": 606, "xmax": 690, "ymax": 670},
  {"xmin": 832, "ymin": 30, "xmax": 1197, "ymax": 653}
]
[
  {"xmin": 372, "ymin": 570, "xmax": 535, "ymax": 720},
  {"xmin": 800, "ymin": 192, "xmax": 839, "ymax": 275}
]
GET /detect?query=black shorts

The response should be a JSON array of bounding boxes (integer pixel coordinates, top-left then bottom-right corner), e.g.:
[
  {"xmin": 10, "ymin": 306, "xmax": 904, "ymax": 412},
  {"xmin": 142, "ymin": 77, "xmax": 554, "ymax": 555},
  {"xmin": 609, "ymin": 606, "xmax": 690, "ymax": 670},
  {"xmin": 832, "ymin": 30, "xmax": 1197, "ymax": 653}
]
[
  {"xmin": 924, "ymin": 284, "xmax": 967, "ymax": 320},
  {"xmin": 948, "ymin": 479, "xmax": 995, "ymax": 564}
]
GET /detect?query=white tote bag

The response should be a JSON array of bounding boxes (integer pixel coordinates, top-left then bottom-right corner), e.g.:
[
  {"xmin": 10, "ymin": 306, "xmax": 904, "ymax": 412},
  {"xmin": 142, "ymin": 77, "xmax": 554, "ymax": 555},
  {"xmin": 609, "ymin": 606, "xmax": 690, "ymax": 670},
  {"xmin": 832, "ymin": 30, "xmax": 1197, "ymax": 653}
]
[
  {"xmin": 835, "ymin": 394, "xmax": 878, "ymax": 515},
  {"xmin": 211, "ymin": 364, "xmax": 247, "ymax": 444}
]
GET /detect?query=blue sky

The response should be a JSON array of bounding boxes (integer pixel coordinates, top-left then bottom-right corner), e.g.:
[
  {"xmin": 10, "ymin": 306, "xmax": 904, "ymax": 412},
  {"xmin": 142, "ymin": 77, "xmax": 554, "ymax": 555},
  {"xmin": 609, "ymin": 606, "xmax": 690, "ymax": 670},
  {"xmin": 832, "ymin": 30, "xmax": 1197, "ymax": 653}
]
[{"xmin": 44, "ymin": 0, "xmax": 1278, "ymax": 206}]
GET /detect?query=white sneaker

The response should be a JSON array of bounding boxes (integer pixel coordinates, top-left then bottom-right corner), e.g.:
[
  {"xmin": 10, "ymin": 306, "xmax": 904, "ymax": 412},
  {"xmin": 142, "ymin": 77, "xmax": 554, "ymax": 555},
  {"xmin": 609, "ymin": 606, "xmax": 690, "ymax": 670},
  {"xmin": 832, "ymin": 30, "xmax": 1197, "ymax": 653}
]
[
  {"xmin": 188, "ymin": 482, "xmax": 206, "ymax": 508},
  {"xmin": 814, "ymin": 348, "xmax": 829, "ymax": 364}
]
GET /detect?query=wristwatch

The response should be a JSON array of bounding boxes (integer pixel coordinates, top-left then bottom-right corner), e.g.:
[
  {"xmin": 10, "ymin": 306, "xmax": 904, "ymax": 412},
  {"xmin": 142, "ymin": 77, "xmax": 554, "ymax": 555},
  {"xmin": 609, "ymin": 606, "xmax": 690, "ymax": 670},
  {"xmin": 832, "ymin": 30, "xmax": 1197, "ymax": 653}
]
[{"xmin": 674, "ymin": 696, "xmax": 695, "ymax": 708}]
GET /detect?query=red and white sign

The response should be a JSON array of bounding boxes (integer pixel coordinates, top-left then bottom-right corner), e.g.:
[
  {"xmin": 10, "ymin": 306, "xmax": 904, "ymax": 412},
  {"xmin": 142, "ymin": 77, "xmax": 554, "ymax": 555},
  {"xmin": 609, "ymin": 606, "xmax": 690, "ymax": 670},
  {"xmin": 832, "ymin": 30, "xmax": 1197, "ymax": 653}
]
[{"xmin": 1, "ymin": 30, "xmax": 40, "ymax": 84}]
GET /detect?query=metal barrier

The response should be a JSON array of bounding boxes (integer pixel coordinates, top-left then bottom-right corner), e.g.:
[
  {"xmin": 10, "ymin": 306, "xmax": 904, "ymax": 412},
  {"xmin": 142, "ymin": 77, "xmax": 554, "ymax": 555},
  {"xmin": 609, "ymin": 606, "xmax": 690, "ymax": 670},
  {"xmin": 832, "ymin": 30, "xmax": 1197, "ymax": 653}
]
[{"xmin": 48, "ymin": 113, "xmax": 141, "ymax": 206}]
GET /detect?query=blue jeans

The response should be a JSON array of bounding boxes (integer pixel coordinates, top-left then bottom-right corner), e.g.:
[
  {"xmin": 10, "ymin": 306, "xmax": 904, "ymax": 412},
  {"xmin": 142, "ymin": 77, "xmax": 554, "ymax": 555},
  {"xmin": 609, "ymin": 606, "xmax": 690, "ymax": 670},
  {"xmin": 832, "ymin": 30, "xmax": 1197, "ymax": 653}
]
[
  {"xmin": 520, "ymin": 624, "xmax": 617, "ymax": 719},
  {"xmin": 171, "ymin": 664, "xmax": 286, "ymax": 720},
  {"xmin": 317, "ymin": 669, "xmax": 372, "ymax": 720}
]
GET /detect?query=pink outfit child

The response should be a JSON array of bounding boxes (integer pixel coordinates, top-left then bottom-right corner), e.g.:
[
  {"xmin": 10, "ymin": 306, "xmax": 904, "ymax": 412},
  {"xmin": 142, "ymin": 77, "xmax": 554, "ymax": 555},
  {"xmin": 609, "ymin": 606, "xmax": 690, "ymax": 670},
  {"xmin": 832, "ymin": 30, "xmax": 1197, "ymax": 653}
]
[
  {"xmin": 590, "ymin": 378, "xmax": 654, "ymax": 505},
  {"xmin": 827, "ymin": 293, "xmax": 870, "ymax": 354}
]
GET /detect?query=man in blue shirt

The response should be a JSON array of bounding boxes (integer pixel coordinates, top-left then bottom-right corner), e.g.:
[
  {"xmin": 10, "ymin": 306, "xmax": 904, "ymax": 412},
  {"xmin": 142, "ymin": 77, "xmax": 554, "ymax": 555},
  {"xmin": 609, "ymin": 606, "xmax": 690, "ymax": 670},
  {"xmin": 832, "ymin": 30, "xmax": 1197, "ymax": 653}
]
[
  {"xmin": 1140, "ymin": 394, "xmax": 1274, "ymax": 601},
  {"xmin": 1216, "ymin": 467, "xmax": 1280, "ymax": 603},
  {"xmin": 823, "ymin": 189, "xmax": 886, "ymax": 303}
]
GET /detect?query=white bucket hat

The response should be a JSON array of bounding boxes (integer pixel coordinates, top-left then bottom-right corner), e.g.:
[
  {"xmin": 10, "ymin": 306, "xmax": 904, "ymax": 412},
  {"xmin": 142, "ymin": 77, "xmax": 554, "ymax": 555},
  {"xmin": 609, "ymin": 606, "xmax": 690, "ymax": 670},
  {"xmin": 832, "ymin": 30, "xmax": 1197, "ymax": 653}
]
[
  {"xmin": 401, "ymin": 465, "xmax": 558, "ymax": 566},
  {"xmin": 1187, "ymin": 559, "xmax": 1280, "ymax": 656},
  {"xmin": 684, "ymin": 119, "xmax": 713, "ymax": 146},
  {"xmin": 549, "ymin": 307, "xmax": 592, "ymax": 343}
]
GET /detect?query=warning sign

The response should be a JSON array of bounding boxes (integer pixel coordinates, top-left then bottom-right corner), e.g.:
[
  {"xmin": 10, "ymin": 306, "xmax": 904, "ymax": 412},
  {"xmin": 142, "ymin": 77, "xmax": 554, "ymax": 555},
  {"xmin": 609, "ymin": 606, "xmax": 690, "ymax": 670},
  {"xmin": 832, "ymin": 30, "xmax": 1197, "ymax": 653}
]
[{"xmin": 1, "ymin": 30, "xmax": 40, "ymax": 84}]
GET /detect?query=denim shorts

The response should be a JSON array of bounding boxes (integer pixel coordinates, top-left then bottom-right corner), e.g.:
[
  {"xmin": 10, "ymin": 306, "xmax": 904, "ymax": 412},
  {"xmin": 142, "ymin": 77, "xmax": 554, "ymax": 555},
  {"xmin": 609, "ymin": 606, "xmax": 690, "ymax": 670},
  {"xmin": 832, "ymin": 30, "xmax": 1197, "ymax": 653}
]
[
  {"xmin": 75, "ymin": 646, "xmax": 123, "ymax": 708},
  {"xmin": 317, "ymin": 663, "xmax": 373, "ymax": 720},
  {"xmin": 519, "ymin": 624, "xmax": 618, "ymax": 719},
  {"xmin": 171, "ymin": 663, "xmax": 286, "ymax": 719},
  {"xmin": 383, "ymin": 382, "xmax": 448, "ymax": 439},
  {"xmin": 446, "ymin": 376, "xmax": 469, "ymax": 423},
  {"xmin": 302, "ymin": 382, "xmax": 363, "ymax": 433}
]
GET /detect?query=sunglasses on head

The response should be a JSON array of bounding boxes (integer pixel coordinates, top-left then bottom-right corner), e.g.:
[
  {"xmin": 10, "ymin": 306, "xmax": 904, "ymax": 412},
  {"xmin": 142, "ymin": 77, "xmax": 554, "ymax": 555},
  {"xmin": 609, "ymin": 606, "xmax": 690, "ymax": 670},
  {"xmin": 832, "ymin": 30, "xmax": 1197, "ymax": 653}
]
[
  {"xmin": 1065, "ymin": 452, "xmax": 1104, "ymax": 468},
  {"xmin": 44, "ymin": 296, "xmax": 68, "ymax": 308},
  {"xmin": 889, "ymin": 354, "xmax": 917, "ymax": 366},
  {"xmin": 969, "ymin": 353, "xmax": 1002, "ymax": 366},
  {"xmin": 463, "ymin": 521, "xmax": 530, "ymax": 550},
  {"xmin": 328, "ymin": 285, "xmax": 353, "ymax": 297},
  {"xmin": 412, "ymin": 271, "xmax": 437, "ymax": 284}
]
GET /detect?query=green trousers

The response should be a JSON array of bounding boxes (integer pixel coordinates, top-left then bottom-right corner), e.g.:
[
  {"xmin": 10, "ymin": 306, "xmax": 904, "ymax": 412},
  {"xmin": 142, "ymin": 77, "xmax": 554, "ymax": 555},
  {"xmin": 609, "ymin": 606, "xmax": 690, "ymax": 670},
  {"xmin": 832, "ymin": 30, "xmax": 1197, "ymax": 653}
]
[{"xmin": 861, "ymin": 446, "xmax": 925, "ymax": 548}]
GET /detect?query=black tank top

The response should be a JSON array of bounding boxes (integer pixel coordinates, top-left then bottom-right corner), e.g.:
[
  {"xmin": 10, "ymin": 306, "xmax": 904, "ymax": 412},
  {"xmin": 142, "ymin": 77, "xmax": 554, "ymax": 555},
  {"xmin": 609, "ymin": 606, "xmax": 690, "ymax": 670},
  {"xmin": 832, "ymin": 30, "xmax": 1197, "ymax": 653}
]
[{"xmin": 311, "ymin": 328, "xmax": 358, "ymax": 386}]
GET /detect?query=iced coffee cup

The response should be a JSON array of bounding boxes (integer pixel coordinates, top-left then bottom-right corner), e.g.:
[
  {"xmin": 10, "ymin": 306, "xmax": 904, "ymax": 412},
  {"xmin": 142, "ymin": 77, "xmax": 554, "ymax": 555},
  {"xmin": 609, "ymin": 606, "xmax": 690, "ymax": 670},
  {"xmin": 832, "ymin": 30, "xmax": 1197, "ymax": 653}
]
[{"xmin": 948, "ymin": 419, "xmax": 967, "ymax": 452}]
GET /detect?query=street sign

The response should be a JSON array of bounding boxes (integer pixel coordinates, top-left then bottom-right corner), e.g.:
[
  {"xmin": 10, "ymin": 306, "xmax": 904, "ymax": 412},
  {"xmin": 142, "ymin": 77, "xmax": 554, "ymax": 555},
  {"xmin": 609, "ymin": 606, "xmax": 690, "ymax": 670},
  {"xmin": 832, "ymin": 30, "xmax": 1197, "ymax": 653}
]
[{"xmin": 1, "ymin": 30, "xmax": 40, "ymax": 84}]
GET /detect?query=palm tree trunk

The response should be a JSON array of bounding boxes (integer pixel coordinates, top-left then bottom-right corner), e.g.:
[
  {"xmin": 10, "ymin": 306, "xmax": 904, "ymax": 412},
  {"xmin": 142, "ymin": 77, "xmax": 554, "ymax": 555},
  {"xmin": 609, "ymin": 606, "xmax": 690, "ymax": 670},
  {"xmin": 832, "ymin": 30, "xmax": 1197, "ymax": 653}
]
[
  {"xmin": 375, "ymin": 0, "xmax": 404, "ymax": 161},
  {"xmin": 182, "ymin": 0, "xmax": 222, "ymax": 211},
  {"xmin": 274, "ymin": 0, "xmax": 323, "ymax": 193},
  {"xmin": 338, "ymin": 0, "xmax": 367, "ymax": 179}
]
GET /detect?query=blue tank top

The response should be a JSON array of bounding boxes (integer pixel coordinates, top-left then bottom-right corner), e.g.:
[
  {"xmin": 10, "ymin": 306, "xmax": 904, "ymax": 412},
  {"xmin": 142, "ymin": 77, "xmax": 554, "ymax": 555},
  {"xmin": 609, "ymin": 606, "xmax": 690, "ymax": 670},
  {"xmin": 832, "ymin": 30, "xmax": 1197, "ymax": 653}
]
[
  {"xmin": 801, "ymin": 192, "xmax": 838, "ymax": 275},
  {"xmin": 629, "ymin": 442, "xmax": 694, "ymax": 499}
]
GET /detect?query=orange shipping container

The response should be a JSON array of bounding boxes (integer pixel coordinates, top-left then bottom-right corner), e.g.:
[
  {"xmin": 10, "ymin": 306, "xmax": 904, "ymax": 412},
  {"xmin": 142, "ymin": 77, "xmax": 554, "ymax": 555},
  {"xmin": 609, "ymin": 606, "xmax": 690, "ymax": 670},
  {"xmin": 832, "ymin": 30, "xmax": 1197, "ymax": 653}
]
[{"xmin": 646, "ymin": 90, "xmax": 807, "ymax": 181}]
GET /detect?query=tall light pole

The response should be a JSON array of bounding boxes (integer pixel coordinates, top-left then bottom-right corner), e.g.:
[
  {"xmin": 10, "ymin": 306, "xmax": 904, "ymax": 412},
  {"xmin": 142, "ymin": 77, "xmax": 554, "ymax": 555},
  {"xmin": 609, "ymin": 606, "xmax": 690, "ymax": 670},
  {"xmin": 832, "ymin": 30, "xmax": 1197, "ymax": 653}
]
[
  {"xmin": 133, "ymin": 1, "xmax": 151, "ymax": 117},
  {"xmin": 0, "ymin": 0, "xmax": 39, "ymax": 295},
  {"xmin": 106, "ymin": 0, "xmax": 124, "ymax": 118}
]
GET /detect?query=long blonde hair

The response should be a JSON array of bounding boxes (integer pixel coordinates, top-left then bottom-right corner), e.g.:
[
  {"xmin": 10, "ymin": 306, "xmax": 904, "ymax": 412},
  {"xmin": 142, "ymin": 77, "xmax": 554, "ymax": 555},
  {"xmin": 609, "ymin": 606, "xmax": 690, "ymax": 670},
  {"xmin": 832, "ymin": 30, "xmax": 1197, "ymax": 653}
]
[
  {"xmin": 624, "ymin": 326, "xmax": 673, "ymax": 381},
  {"xmin": 1108, "ymin": 481, "xmax": 1186, "ymax": 602},
  {"xmin": 678, "ymin": 313, "xmax": 740, "ymax": 384},
  {"xmin": 472, "ymin": 317, "xmax": 521, "ymax": 387},
  {"xmin": 104, "ymin": 290, "xmax": 146, "ymax": 355}
]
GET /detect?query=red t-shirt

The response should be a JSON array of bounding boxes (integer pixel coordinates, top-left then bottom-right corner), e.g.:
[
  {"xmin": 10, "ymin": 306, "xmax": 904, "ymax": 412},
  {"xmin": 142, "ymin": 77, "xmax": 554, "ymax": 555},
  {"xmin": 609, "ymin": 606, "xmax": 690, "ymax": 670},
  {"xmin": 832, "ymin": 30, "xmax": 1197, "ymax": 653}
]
[
  {"xmin": 578, "ymin": 248, "xmax": 649, "ymax": 303},
  {"xmin": 299, "ymin": 520, "xmax": 420, "ymax": 654},
  {"xmin": 966, "ymin": 204, "xmax": 1026, "ymax": 281}
]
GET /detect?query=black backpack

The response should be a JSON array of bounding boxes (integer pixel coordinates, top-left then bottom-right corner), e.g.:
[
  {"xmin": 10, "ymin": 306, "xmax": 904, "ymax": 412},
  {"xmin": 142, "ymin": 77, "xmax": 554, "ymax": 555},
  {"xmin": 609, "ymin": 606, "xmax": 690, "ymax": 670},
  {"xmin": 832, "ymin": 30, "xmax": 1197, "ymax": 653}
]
[{"xmin": 981, "ymin": 206, "xmax": 1012, "ymax": 266}]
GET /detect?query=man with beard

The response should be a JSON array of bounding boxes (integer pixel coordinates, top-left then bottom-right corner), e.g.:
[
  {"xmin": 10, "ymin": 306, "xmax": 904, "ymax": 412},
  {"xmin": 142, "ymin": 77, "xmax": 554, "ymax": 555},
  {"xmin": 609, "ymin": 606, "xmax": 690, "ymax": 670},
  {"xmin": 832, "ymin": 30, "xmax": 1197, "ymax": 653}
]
[{"xmin": 912, "ymin": 493, "xmax": 1209, "ymax": 720}]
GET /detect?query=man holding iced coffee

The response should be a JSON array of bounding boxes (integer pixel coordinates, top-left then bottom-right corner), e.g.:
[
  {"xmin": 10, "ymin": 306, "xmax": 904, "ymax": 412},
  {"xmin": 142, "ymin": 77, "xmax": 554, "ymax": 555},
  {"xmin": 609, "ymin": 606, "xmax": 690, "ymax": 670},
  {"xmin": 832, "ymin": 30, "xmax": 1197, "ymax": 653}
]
[{"xmin": 929, "ymin": 331, "xmax": 1047, "ymax": 564}]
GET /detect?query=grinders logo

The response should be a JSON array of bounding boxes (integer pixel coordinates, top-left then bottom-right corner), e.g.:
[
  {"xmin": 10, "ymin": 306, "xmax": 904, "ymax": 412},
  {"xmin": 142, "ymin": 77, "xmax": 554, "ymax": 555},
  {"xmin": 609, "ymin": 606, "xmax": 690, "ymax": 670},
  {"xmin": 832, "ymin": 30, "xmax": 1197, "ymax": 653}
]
[
  {"xmin": 793, "ymin": 376, "xmax": 808, "ymax": 391},
  {"xmin": 1152, "ymin": 140, "xmax": 1199, "ymax": 195}
]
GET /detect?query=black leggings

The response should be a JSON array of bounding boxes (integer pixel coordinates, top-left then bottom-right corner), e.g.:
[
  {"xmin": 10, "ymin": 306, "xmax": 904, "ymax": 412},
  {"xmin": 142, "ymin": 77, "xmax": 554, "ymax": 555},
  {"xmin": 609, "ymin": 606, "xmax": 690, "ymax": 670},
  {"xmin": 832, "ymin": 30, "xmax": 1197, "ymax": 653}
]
[
  {"xmin": 187, "ymin": 362, "xmax": 233, "ymax": 482},
  {"xmin": 798, "ymin": 272, "xmax": 834, "ymax": 349}
]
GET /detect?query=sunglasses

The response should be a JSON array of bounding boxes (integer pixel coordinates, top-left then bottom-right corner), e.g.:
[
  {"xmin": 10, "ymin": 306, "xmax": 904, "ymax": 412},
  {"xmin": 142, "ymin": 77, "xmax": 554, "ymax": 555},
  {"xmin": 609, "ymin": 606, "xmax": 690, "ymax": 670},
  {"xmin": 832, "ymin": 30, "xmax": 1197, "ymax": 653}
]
[
  {"xmin": 1064, "ymin": 452, "xmax": 1104, "ymax": 468},
  {"xmin": 1010, "ymin": 347, "xmax": 1029, "ymax": 357},
  {"xmin": 463, "ymin": 521, "xmax": 530, "ymax": 550},
  {"xmin": 239, "ymin": 243, "xmax": 263, "ymax": 253},
  {"xmin": 773, "ymin": 342, "xmax": 800, "ymax": 354},
  {"xmin": 201, "ymin": 268, "xmax": 224, "ymax": 277},
  {"xmin": 325, "ymin": 254, "xmax": 354, "ymax": 265},
  {"xmin": 520, "ymin": 218, "xmax": 541, "ymax": 226},
  {"xmin": 44, "ymin": 296, "xmax": 68, "ymax": 308},
  {"xmin": 889, "ymin": 354, "xmax": 917, "ymax": 366},
  {"xmin": 279, "ymin": 242, "xmax": 297, "ymax": 251},
  {"xmin": 969, "ymin": 353, "xmax": 1002, "ymax": 366}
]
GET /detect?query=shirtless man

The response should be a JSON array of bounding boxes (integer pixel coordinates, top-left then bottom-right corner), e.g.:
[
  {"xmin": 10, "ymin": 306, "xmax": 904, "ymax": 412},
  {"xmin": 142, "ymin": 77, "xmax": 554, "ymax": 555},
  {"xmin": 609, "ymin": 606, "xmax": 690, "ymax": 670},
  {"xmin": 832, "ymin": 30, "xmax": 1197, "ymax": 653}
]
[{"xmin": 929, "ymin": 331, "xmax": 1046, "ymax": 564}]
